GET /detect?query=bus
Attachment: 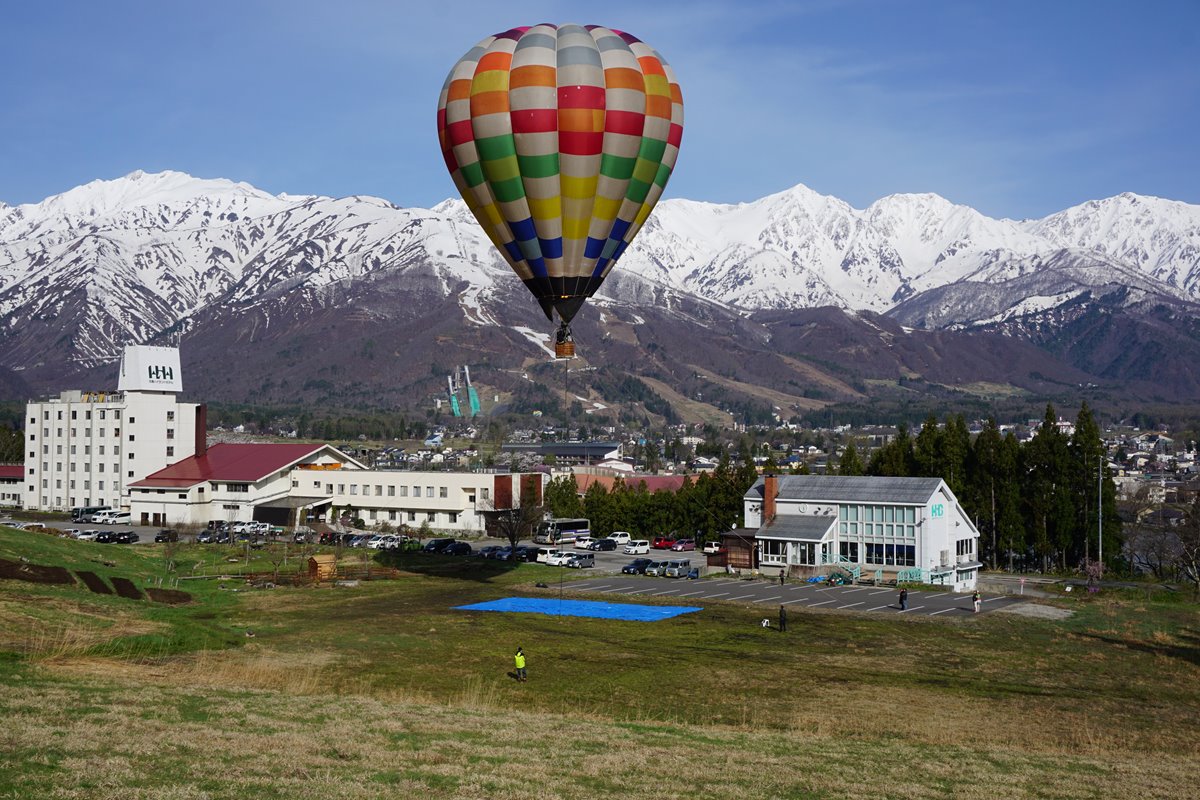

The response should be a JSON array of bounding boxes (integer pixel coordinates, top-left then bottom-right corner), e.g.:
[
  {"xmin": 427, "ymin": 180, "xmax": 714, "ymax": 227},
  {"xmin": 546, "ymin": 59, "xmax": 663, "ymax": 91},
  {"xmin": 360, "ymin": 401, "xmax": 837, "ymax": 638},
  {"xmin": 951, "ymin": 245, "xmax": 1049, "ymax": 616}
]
[{"xmin": 533, "ymin": 518, "xmax": 591, "ymax": 545}]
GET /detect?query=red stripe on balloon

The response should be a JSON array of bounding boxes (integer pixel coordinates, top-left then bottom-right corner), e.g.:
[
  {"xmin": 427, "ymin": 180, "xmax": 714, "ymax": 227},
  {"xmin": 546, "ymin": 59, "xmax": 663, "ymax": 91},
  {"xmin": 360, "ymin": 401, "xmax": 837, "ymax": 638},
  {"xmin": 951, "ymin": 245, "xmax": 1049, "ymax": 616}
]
[
  {"xmin": 511, "ymin": 108, "xmax": 558, "ymax": 134},
  {"xmin": 447, "ymin": 119, "xmax": 475, "ymax": 146},
  {"xmin": 558, "ymin": 84, "xmax": 605, "ymax": 109},
  {"xmin": 559, "ymin": 130, "xmax": 603, "ymax": 155},
  {"xmin": 667, "ymin": 123, "xmax": 683, "ymax": 148},
  {"xmin": 605, "ymin": 110, "xmax": 645, "ymax": 137}
]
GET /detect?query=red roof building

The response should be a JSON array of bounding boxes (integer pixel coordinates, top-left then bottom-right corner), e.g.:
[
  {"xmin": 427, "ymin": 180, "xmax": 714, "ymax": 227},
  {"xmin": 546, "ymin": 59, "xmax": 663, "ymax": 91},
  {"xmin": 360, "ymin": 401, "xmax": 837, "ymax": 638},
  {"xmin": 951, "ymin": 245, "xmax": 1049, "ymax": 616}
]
[
  {"xmin": 0, "ymin": 465, "xmax": 23, "ymax": 480},
  {"xmin": 129, "ymin": 443, "xmax": 337, "ymax": 488}
]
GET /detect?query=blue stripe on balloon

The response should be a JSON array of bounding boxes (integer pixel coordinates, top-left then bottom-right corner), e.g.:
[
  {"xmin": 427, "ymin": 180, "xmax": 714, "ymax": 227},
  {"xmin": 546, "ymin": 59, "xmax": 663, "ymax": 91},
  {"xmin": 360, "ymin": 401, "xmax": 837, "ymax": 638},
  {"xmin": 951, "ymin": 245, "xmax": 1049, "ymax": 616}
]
[
  {"xmin": 610, "ymin": 218, "xmax": 631, "ymax": 241},
  {"xmin": 528, "ymin": 256, "xmax": 549, "ymax": 278},
  {"xmin": 584, "ymin": 236, "xmax": 606, "ymax": 259},
  {"xmin": 591, "ymin": 257, "xmax": 609, "ymax": 277},
  {"xmin": 539, "ymin": 237, "xmax": 563, "ymax": 259},
  {"xmin": 504, "ymin": 241, "xmax": 524, "ymax": 263},
  {"xmin": 510, "ymin": 217, "xmax": 537, "ymax": 242}
]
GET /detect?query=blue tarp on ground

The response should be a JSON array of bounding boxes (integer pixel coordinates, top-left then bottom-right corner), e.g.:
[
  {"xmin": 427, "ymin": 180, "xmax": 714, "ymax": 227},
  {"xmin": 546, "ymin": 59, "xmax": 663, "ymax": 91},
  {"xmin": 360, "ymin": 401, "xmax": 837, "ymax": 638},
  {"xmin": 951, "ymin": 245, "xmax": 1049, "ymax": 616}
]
[{"xmin": 454, "ymin": 597, "xmax": 702, "ymax": 622}]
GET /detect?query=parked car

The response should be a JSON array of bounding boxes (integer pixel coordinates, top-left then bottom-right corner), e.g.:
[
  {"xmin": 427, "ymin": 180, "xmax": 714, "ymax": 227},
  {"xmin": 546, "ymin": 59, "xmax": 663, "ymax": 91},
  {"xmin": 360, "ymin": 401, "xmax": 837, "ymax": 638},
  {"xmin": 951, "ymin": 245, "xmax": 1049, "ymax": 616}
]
[
  {"xmin": 154, "ymin": 529, "xmax": 179, "ymax": 543},
  {"xmin": 115, "ymin": 531, "xmax": 140, "ymax": 544},
  {"xmin": 477, "ymin": 545, "xmax": 502, "ymax": 559},
  {"xmin": 588, "ymin": 538, "xmax": 617, "ymax": 552},
  {"xmin": 644, "ymin": 561, "xmax": 668, "ymax": 577},
  {"xmin": 511, "ymin": 546, "xmax": 539, "ymax": 562},
  {"xmin": 624, "ymin": 540, "xmax": 651, "ymax": 555},
  {"xmin": 546, "ymin": 551, "xmax": 575, "ymax": 566},
  {"xmin": 80, "ymin": 508, "xmax": 115, "ymax": 523},
  {"xmin": 664, "ymin": 559, "xmax": 692, "ymax": 578},
  {"xmin": 607, "ymin": 531, "xmax": 632, "ymax": 545},
  {"xmin": 196, "ymin": 530, "xmax": 217, "ymax": 543},
  {"xmin": 565, "ymin": 552, "xmax": 595, "ymax": 569},
  {"xmin": 443, "ymin": 541, "xmax": 472, "ymax": 556},
  {"xmin": 622, "ymin": 558, "xmax": 653, "ymax": 575},
  {"xmin": 95, "ymin": 531, "xmax": 120, "ymax": 544},
  {"xmin": 76, "ymin": 529, "xmax": 101, "ymax": 541},
  {"xmin": 365, "ymin": 535, "xmax": 389, "ymax": 550},
  {"xmin": 573, "ymin": 535, "xmax": 594, "ymax": 550},
  {"xmin": 652, "ymin": 536, "xmax": 677, "ymax": 549},
  {"xmin": 535, "ymin": 547, "xmax": 562, "ymax": 564},
  {"xmin": 423, "ymin": 538, "xmax": 456, "ymax": 553},
  {"xmin": 702, "ymin": 541, "xmax": 725, "ymax": 554},
  {"xmin": 670, "ymin": 539, "xmax": 696, "ymax": 552}
]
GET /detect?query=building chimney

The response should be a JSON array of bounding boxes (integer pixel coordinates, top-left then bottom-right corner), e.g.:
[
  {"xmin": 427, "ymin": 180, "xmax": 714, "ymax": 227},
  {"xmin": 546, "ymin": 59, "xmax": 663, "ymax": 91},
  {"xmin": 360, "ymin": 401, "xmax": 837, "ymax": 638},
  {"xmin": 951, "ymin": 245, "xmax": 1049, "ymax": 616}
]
[
  {"xmin": 763, "ymin": 474, "xmax": 778, "ymax": 524},
  {"xmin": 194, "ymin": 404, "xmax": 208, "ymax": 458}
]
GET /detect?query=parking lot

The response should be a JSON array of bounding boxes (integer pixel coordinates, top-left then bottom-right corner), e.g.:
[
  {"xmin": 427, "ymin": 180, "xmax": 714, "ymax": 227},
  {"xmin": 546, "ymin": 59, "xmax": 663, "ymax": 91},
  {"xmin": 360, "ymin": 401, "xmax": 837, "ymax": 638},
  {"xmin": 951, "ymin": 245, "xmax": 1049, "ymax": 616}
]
[{"xmin": 563, "ymin": 575, "xmax": 1026, "ymax": 617}]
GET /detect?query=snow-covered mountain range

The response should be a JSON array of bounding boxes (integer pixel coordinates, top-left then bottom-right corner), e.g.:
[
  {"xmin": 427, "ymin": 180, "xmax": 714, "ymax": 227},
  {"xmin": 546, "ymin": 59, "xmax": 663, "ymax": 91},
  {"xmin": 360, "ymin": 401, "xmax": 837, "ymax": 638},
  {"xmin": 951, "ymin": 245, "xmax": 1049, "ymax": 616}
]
[{"xmin": 2, "ymin": 170, "xmax": 1199, "ymax": 405}]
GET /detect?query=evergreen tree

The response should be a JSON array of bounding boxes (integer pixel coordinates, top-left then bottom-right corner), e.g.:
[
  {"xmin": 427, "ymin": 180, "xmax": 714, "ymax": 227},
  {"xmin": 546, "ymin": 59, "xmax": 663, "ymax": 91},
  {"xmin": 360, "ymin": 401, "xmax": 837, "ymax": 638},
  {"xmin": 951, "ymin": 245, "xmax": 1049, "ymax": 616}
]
[
  {"xmin": 868, "ymin": 425, "xmax": 914, "ymax": 476},
  {"xmin": 544, "ymin": 474, "xmax": 583, "ymax": 519},
  {"xmin": 838, "ymin": 440, "xmax": 865, "ymax": 476}
]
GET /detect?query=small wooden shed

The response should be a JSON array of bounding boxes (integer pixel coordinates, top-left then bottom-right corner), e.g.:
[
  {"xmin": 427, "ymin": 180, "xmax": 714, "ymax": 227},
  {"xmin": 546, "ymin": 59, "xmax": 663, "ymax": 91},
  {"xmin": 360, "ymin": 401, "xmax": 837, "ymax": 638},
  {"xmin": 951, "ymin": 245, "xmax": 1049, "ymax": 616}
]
[{"xmin": 308, "ymin": 554, "xmax": 337, "ymax": 582}]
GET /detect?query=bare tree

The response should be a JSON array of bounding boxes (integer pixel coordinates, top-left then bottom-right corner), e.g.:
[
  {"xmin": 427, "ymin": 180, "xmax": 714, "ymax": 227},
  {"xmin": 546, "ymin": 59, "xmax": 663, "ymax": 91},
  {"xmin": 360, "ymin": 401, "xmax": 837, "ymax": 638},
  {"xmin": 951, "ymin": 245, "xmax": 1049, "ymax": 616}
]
[{"xmin": 1180, "ymin": 497, "xmax": 1200, "ymax": 599}]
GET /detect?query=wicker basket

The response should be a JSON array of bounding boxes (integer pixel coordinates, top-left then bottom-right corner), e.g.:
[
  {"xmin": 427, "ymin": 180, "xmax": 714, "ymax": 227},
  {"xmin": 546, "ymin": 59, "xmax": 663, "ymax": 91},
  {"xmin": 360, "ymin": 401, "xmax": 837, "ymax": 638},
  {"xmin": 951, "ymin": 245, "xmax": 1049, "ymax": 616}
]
[{"xmin": 554, "ymin": 340, "xmax": 576, "ymax": 359}]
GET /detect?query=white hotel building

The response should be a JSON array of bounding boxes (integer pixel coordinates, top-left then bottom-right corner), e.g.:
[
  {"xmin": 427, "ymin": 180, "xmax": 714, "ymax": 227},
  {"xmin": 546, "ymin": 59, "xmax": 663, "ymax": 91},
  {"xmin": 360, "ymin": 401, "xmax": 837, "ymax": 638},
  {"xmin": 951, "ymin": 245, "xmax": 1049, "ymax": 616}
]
[{"xmin": 23, "ymin": 346, "xmax": 203, "ymax": 513}]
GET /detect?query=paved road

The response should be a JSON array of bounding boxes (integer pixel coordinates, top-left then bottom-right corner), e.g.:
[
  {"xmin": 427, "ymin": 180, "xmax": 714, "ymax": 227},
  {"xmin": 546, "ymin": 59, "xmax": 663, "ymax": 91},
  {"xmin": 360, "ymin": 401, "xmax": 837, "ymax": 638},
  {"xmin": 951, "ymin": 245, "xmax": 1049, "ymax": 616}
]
[{"xmin": 563, "ymin": 575, "xmax": 1026, "ymax": 617}]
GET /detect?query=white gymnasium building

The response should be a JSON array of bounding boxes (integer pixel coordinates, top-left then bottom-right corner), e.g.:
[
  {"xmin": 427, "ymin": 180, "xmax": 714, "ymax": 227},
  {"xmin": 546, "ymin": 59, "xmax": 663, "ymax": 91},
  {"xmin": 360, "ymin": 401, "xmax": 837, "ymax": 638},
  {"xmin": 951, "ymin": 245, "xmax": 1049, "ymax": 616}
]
[
  {"xmin": 129, "ymin": 441, "xmax": 546, "ymax": 532},
  {"xmin": 745, "ymin": 474, "xmax": 982, "ymax": 591},
  {"xmin": 22, "ymin": 346, "xmax": 203, "ymax": 513}
]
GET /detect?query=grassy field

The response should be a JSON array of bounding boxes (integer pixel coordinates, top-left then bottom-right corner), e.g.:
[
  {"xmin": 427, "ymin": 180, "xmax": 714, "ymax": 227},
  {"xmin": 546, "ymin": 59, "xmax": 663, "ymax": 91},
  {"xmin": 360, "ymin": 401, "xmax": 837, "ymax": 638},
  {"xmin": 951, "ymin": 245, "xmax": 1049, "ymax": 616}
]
[{"xmin": 2, "ymin": 526, "xmax": 1199, "ymax": 799}]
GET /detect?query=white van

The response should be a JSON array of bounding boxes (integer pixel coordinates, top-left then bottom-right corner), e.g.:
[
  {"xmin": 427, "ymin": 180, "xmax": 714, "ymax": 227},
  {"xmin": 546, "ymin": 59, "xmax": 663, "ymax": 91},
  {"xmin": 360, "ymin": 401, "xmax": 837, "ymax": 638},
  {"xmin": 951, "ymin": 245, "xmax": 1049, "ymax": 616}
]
[
  {"xmin": 535, "ymin": 547, "xmax": 562, "ymax": 564},
  {"xmin": 664, "ymin": 559, "xmax": 692, "ymax": 578},
  {"xmin": 623, "ymin": 540, "xmax": 650, "ymax": 555},
  {"xmin": 607, "ymin": 531, "xmax": 632, "ymax": 545},
  {"xmin": 92, "ymin": 509, "xmax": 128, "ymax": 525}
]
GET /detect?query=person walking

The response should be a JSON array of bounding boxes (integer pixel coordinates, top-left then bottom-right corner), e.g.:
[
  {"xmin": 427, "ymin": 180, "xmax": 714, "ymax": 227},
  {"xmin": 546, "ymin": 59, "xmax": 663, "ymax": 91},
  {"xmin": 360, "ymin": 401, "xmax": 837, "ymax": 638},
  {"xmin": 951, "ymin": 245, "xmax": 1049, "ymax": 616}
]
[
  {"xmin": 971, "ymin": 590, "xmax": 981, "ymax": 614},
  {"xmin": 779, "ymin": 571, "xmax": 785, "ymax": 587},
  {"xmin": 778, "ymin": 604, "xmax": 787, "ymax": 632},
  {"xmin": 899, "ymin": 587, "xmax": 908, "ymax": 611},
  {"xmin": 514, "ymin": 647, "xmax": 527, "ymax": 682}
]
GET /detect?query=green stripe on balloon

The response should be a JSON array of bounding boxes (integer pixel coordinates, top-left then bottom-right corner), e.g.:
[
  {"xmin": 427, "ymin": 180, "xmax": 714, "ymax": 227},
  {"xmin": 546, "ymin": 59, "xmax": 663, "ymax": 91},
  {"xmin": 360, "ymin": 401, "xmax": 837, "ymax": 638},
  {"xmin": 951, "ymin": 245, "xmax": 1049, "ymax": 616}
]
[
  {"xmin": 516, "ymin": 152, "xmax": 559, "ymax": 179},
  {"xmin": 653, "ymin": 162, "xmax": 673, "ymax": 188},
  {"xmin": 599, "ymin": 153, "xmax": 636, "ymax": 180},
  {"xmin": 475, "ymin": 134, "xmax": 517, "ymax": 162},
  {"xmin": 637, "ymin": 137, "xmax": 667, "ymax": 164},
  {"xmin": 627, "ymin": 178, "xmax": 652, "ymax": 204},
  {"xmin": 491, "ymin": 176, "xmax": 526, "ymax": 203},
  {"xmin": 459, "ymin": 161, "xmax": 486, "ymax": 188}
]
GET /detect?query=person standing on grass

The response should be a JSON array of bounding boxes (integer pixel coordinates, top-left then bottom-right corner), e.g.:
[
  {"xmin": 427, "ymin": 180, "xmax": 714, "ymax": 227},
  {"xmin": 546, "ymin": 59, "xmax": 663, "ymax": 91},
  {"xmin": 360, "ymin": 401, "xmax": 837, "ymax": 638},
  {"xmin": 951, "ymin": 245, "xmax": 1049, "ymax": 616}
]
[
  {"xmin": 778, "ymin": 604, "xmax": 787, "ymax": 632},
  {"xmin": 899, "ymin": 587, "xmax": 908, "ymax": 611},
  {"xmin": 972, "ymin": 590, "xmax": 981, "ymax": 613},
  {"xmin": 514, "ymin": 647, "xmax": 527, "ymax": 682}
]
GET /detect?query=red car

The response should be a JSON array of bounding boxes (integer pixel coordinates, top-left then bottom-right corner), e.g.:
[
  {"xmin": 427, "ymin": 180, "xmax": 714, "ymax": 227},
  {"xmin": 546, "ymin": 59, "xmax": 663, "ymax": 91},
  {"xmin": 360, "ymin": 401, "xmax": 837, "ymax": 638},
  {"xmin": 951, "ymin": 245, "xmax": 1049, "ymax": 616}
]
[
  {"xmin": 670, "ymin": 539, "xmax": 695, "ymax": 551},
  {"xmin": 653, "ymin": 536, "xmax": 677, "ymax": 549}
]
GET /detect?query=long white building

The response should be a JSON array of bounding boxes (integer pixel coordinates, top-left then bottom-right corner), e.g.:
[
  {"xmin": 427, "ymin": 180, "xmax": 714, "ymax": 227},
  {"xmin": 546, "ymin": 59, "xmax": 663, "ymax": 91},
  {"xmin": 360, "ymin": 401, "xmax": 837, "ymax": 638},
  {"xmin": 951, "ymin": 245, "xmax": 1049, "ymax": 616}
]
[
  {"xmin": 23, "ymin": 346, "xmax": 202, "ymax": 513},
  {"xmin": 129, "ymin": 441, "xmax": 546, "ymax": 532},
  {"xmin": 745, "ymin": 474, "xmax": 982, "ymax": 591}
]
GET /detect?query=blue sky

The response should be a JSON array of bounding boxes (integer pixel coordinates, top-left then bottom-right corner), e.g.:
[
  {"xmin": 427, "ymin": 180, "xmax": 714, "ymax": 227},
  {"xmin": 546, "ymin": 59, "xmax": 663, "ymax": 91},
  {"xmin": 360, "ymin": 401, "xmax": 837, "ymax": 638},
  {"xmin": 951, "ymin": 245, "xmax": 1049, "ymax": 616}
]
[{"xmin": 2, "ymin": 0, "xmax": 1197, "ymax": 218}]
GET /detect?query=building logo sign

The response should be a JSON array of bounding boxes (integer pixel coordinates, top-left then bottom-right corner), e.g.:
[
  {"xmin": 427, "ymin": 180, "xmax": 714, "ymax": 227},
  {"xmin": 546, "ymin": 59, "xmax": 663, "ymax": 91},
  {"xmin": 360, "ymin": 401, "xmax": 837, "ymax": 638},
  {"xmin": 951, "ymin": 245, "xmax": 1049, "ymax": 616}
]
[
  {"xmin": 117, "ymin": 345, "xmax": 183, "ymax": 393},
  {"xmin": 931, "ymin": 503, "xmax": 945, "ymax": 518}
]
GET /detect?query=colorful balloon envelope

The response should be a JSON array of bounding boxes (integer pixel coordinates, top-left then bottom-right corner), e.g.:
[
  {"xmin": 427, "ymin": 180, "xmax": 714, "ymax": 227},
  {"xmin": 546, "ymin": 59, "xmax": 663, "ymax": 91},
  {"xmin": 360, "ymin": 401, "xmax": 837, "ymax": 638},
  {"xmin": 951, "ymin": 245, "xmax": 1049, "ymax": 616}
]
[{"xmin": 437, "ymin": 23, "xmax": 684, "ymax": 326}]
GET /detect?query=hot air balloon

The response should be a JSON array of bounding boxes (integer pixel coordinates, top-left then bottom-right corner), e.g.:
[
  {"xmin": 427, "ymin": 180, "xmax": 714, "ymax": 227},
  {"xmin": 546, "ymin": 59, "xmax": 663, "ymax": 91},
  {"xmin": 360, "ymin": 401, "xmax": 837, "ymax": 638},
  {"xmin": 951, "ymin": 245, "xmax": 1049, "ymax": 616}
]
[{"xmin": 437, "ymin": 23, "xmax": 684, "ymax": 358}]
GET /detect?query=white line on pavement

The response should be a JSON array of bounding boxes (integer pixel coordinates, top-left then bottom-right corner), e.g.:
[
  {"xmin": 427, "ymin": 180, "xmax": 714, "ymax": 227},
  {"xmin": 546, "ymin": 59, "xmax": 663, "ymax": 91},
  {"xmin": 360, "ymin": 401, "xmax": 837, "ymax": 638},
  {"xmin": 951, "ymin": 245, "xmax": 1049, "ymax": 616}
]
[
  {"xmin": 705, "ymin": 592, "xmax": 729, "ymax": 598},
  {"xmin": 652, "ymin": 589, "xmax": 679, "ymax": 596},
  {"xmin": 808, "ymin": 599, "xmax": 836, "ymax": 607},
  {"xmin": 839, "ymin": 587, "xmax": 872, "ymax": 594},
  {"xmin": 587, "ymin": 585, "xmax": 611, "ymax": 591},
  {"xmin": 900, "ymin": 606, "xmax": 925, "ymax": 613},
  {"xmin": 605, "ymin": 586, "xmax": 634, "ymax": 592},
  {"xmin": 927, "ymin": 593, "xmax": 948, "ymax": 598},
  {"xmin": 781, "ymin": 599, "xmax": 806, "ymax": 605},
  {"xmin": 868, "ymin": 605, "xmax": 892, "ymax": 611},
  {"xmin": 728, "ymin": 594, "xmax": 756, "ymax": 601},
  {"xmin": 930, "ymin": 608, "xmax": 957, "ymax": 615},
  {"xmin": 753, "ymin": 595, "xmax": 783, "ymax": 603},
  {"xmin": 679, "ymin": 591, "xmax": 705, "ymax": 597},
  {"xmin": 838, "ymin": 602, "xmax": 864, "ymax": 609},
  {"xmin": 869, "ymin": 589, "xmax": 893, "ymax": 595}
]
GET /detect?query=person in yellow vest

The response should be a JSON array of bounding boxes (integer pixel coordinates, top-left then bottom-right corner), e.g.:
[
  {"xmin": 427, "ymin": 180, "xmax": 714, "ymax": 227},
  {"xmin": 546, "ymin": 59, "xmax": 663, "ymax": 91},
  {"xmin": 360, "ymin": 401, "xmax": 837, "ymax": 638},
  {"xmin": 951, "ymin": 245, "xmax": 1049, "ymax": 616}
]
[{"xmin": 514, "ymin": 647, "xmax": 527, "ymax": 682}]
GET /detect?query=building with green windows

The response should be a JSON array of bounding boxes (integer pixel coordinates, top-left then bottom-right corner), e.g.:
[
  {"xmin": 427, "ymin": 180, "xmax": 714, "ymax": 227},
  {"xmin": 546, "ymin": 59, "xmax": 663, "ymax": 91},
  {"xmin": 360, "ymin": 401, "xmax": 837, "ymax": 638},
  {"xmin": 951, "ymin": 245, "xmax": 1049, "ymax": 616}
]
[{"xmin": 743, "ymin": 475, "xmax": 981, "ymax": 591}]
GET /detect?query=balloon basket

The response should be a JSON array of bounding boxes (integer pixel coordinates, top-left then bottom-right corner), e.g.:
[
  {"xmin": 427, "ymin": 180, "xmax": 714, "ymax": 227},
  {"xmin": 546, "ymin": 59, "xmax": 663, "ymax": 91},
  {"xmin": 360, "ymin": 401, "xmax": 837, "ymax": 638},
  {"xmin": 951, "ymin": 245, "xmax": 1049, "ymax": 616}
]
[{"xmin": 555, "ymin": 341, "xmax": 575, "ymax": 359}]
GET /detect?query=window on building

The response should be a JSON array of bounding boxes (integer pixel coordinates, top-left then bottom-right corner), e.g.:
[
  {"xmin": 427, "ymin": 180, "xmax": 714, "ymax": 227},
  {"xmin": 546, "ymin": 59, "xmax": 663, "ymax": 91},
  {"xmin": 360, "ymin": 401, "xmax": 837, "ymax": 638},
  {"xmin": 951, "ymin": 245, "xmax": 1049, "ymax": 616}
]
[
  {"xmin": 400, "ymin": 486, "xmax": 408, "ymax": 497},
  {"xmin": 84, "ymin": 445, "xmax": 90, "ymax": 455},
  {"xmin": 42, "ymin": 479, "xmax": 48, "ymax": 489},
  {"xmin": 426, "ymin": 487, "xmax": 434, "ymax": 498},
  {"xmin": 129, "ymin": 434, "xmax": 135, "ymax": 441},
  {"xmin": 388, "ymin": 510, "xmax": 397, "ymax": 521},
  {"xmin": 350, "ymin": 485, "xmax": 358, "ymax": 495},
  {"xmin": 178, "ymin": 493, "xmax": 187, "ymax": 499},
  {"xmin": 114, "ymin": 428, "xmax": 120, "ymax": 437},
  {"xmin": 412, "ymin": 485, "xmax": 419, "ymax": 497},
  {"xmin": 481, "ymin": 488, "xmax": 489, "ymax": 500},
  {"xmin": 128, "ymin": 471, "xmax": 134, "ymax": 478},
  {"xmin": 387, "ymin": 486, "xmax": 395, "ymax": 497},
  {"xmin": 83, "ymin": 480, "xmax": 90, "ymax": 490},
  {"xmin": 114, "ymin": 410, "xmax": 120, "ymax": 419},
  {"xmin": 839, "ymin": 541, "xmax": 859, "ymax": 562},
  {"xmin": 956, "ymin": 539, "xmax": 974, "ymax": 559},
  {"xmin": 426, "ymin": 512, "xmax": 435, "ymax": 522},
  {"xmin": 368, "ymin": 510, "xmax": 377, "ymax": 520},
  {"xmin": 98, "ymin": 481, "xmax": 105, "ymax": 491},
  {"xmin": 439, "ymin": 487, "xmax": 448, "ymax": 498},
  {"xmin": 408, "ymin": 512, "xmax": 416, "ymax": 522},
  {"xmin": 129, "ymin": 417, "xmax": 135, "ymax": 424},
  {"xmin": 760, "ymin": 539, "xmax": 787, "ymax": 563},
  {"xmin": 99, "ymin": 410, "xmax": 105, "ymax": 420},
  {"xmin": 166, "ymin": 429, "xmax": 175, "ymax": 440},
  {"xmin": 326, "ymin": 484, "xmax": 333, "ymax": 494},
  {"xmin": 71, "ymin": 410, "xmax": 77, "ymax": 420},
  {"xmin": 56, "ymin": 445, "xmax": 61, "ymax": 454},
  {"xmin": 128, "ymin": 452, "xmax": 134, "ymax": 460},
  {"xmin": 337, "ymin": 484, "xmax": 345, "ymax": 494},
  {"xmin": 167, "ymin": 411, "xmax": 175, "ymax": 421},
  {"xmin": 227, "ymin": 483, "xmax": 249, "ymax": 492},
  {"xmin": 448, "ymin": 512, "xmax": 458, "ymax": 524},
  {"xmin": 84, "ymin": 463, "xmax": 90, "ymax": 472},
  {"xmin": 41, "ymin": 445, "xmax": 47, "ymax": 454},
  {"xmin": 70, "ymin": 445, "xmax": 76, "ymax": 455},
  {"xmin": 375, "ymin": 485, "xmax": 383, "ymax": 496},
  {"xmin": 166, "ymin": 447, "xmax": 174, "ymax": 457}
]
